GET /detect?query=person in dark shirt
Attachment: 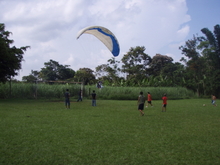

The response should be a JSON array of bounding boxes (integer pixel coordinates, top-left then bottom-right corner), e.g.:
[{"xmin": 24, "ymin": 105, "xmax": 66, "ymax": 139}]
[
  {"xmin": 137, "ymin": 91, "xmax": 145, "ymax": 116},
  {"xmin": 91, "ymin": 90, "xmax": 96, "ymax": 106},
  {"xmin": 65, "ymin": 89, "xmax": 70, "ymax": 109},
  {"xmin": 76, "ymin": 89, "xmax": 82, "ymax": 102}
]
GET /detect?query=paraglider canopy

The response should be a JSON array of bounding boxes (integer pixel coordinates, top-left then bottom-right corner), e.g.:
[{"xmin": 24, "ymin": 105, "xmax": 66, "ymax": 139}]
[{"xmin": 76, "ymin": 26, "xmax": 120, "ymax": 57}]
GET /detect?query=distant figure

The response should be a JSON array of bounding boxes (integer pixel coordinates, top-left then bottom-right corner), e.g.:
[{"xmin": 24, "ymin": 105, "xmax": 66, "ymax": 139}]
[
  {"xmin": 162, "ymin": 94, "xmax": 167, "ymax": 112},
  {"xmin": 137, "ymin": 91, "xmax": 145, "ymax": 116},
  {"xmin": 91, "ymin": 90, "xmax": 97, "ymax": 106},
  {"xmin": 97, "ymin": 81, "xmax": 102, "ymax": 89},
  {"xmin": 146, "ymin": 92, "xmax": 153, "ymax": 107},
  {"xmin": 211, "ymin": 94, "xmax": 217, "ymax": 106},
  {"xmin": 64, "ymin": 89, "xmax": 70, "ymax": 109},
  {"xmin": 77, "ymin": 89, "xmax": 83, "ymax": 102}
]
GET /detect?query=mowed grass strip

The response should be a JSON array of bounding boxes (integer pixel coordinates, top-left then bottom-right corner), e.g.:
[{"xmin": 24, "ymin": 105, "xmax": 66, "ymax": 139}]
[{"xmin": 0, "ymin": 99, "xmax": 219, "ymax": 165}]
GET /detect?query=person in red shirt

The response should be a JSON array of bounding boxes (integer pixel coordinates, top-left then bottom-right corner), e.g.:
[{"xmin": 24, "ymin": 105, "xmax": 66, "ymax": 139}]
[
  {"xmin": 146, "ymin": 92, "xmax": 153, "ymax": 107},
  {"xmin": 162, "ymin": 94, "xmax": 167, "ymax": 112}
]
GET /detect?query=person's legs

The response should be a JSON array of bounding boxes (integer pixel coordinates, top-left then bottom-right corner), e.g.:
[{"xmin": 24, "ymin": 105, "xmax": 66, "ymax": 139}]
[
  {"xmin": 65, "ymin": 100, "xmax": 67, "ymax": 108},
  {"xmin": 138, "ymin": 104, "xmax": 144, "ymax": 116},
  {"xmin": 65, "ymin": 99, "xmax": 70, "ymax": 109},
  {"xmin": 67, "ymin": 100, "xmax": 70, "ymax": 109},
  {"xmin": 139, "ymin": 110, "xmax": 144, "ymax": 116},
  {"xmin": 212, "ymin": 100, "xmax": 216, "ymax": 106},
  {"xmin": 162, "ymin": 104, "xmax": 166, "ymax": 112},
  {"xmin": 92, "ymin": 99, "xmax": 96, "ymax": 106},
  {"xmin": 146, "ymin": 101, "xmax": 150, "ymax": 107}
]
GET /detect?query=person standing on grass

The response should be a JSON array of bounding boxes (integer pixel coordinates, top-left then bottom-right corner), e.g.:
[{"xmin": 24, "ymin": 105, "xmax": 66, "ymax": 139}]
[
  {"xmin": 76, "ymin": 89, "xmax": 83, "ymax": 102},
  {"xmin": 211, "ymin": 94, "xmax": 217, "ymax": 106},
  {"xmin": 162, "ymin": 94, "xmax": 167, "ymax": 112},
  {"xmin": 146, "ymin": 92, "xmax": 153, "ymax": 107},
  {"xmin": 137, "ymin": 91, "xmax": 145, "ymax": 116},
  {"xmin": 65, "ymin": 89, "xmax": 70, "ymax": 109},
  {"xmin": 91, "ymin": 90, "xmax": 96, "ymax": 106}
]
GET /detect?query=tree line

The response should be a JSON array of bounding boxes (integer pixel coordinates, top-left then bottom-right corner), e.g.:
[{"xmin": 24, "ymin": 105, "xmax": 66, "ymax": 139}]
[{"xmin": 1, "ymin": 23, "xmax": 220, "ymax": 97}]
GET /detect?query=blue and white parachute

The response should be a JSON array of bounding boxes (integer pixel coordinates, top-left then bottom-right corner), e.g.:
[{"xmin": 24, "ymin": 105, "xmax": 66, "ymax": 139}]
[{"xmin": 76, "ymin": 26, "xmax": 120, "ymax": 57}]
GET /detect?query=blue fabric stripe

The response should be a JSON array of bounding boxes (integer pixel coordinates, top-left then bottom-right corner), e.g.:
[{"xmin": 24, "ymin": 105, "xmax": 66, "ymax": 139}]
[{"xmin": 88, "ymin": 27, "xmax": 120, "ymax": 57}]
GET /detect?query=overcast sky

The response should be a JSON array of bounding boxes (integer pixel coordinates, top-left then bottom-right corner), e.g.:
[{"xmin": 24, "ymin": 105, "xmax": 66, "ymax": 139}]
[{"xmin": 1, "ymin": 0, "xmax": 219, "ymax": 80}]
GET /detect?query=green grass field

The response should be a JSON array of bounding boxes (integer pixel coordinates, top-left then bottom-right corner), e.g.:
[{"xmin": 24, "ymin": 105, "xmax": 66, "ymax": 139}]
[{"xmin": 0, "ymin": 99, "xmax": 219, "ymax": 165}]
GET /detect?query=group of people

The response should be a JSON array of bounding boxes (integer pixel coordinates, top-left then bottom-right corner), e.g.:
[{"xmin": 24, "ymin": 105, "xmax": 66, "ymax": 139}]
[
  {"xmin": 64, "ymin": 89, "xmax": 97, "ymax": 109},
  {"xmin": 138, "ymin": 92, "xmax": 217, "ymax": 116},
  {"xmin": 137, "ymin": 92, "xmax": 167, "ymax": 116},
  {"xmin": 64, "ymin": 89, "xmax": 217, "ymax": 111}
]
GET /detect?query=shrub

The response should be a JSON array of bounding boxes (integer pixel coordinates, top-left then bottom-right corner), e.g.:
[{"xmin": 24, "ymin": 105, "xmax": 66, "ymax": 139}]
[{"xmin": 0, "ymin": 82, "xmax": 195, "ymax": 100}]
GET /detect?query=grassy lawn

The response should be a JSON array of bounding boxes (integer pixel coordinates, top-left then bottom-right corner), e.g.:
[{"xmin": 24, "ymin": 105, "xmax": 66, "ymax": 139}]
[{"xmin": 0, "ymin": 98, "xmax": 219, "ymax": 165}]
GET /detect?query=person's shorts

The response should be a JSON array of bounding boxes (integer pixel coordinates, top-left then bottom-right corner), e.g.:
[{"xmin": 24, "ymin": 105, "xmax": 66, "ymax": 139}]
[
  {"xmin": 162, "ymin": 104, "xmax": 167, "ymax": 107},
  {"xmin": 212, "ymin": 100, "xmax": 216, "ymax": 104},
  {"xmin": 65, "ymin": 99, "xmax": 70, "ymax": 105},
  {"xmin": 138, "ymin": 103, "xmax": 144, "ymax": 110},
  {"xmin": 148, "ymin": 101, "xmax": 152, "ymax": 104}
]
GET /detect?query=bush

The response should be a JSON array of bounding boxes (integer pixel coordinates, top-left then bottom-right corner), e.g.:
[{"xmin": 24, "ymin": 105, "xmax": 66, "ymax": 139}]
[
  {"xmin": 0, "ymin": 82, "xmax": 196, "ymax": 100},
  {"xmin": 84, "ymin": 86, "xmax": 195, "ymax": 100}
]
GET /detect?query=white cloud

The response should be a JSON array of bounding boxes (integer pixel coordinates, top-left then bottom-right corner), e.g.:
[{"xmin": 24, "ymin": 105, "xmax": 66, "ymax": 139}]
[
  {"xmin": 0, "ymin": 0, "xmax": 191, "ymax": 80},
  {"xmin": 176, "ymin": 25, "xmax": 190, "ymax": 41}
]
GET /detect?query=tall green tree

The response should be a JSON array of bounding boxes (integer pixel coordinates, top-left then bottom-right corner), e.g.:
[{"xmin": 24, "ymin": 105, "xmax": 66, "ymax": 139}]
[
  {"xmin": 199, "ymin": 25, "xmax": 220, "ymax": 95},
  {"xmin": 179, "ymin": 35, "xmax": 207, "ymax": 96},
  {"xmin": 0, "ymin": 23, "xmax": 29, "ymax": 83},
  {"xmin": 74, "ymin": 68, "xmax": 95, "ymax": 85},
  {"xmin": 40, "ymin": 59, "xmax": 75, "ymax": 81},
  {"xmin": 58, "ymin": 66, "xmax": 75, "ymax": 80},
  {"xmin": 22, "ymin": 70, "xmax": 40, "ymax": 82},
  {"xmin": 95, "ymin": 64, "xmax": 109, "ymax": 78},
  {"xmin": 95, "ymin": 57, "xmax": 122, "ymax": 86},
  {"xmin": 121, "ymin": 46, "xmax": 151, "ymax": 84},
  {"xmin": 148, "ymin": 54, "xmax": 173, "ymax": 77},
  {"xmin": 160, "ymin": 62, "xmax": 186, "ymax": 87},
  {"xmin": 179, "ymin": 24, "xmax": 220, "ymax": 96}
]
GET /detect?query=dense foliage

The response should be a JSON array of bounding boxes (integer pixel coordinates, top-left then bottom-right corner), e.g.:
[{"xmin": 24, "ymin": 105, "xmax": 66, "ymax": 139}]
[
  {"xmin": 95, "ymin": 24, "xmax": 220, "ymax": 97},
  {"xmin": 180, "ymin": 24, "xmax": 220, "ymax": 96},
  {"xmin": 22, "ymin": 59, "xmax": 75, "ymax": 82},
  {"xmin": 0, "ymin": 24, "xmax": 29, "ymax": 83},
  {"xmin": 0, "ymin": 82, "xmax": 195, "ymax": 100},
  {"xmin": 1, "ymin": 23, "xmax": 220, "ymax": 97}
]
